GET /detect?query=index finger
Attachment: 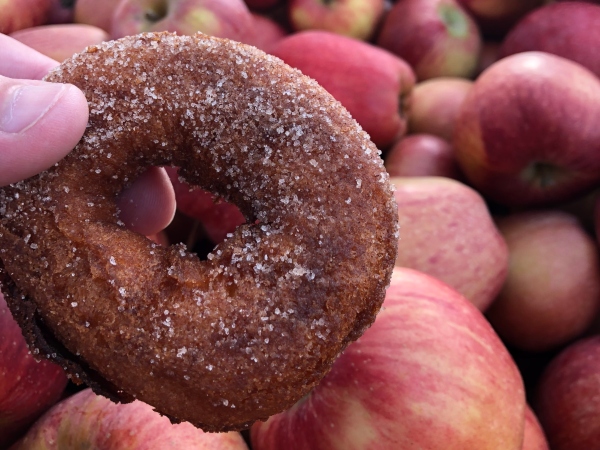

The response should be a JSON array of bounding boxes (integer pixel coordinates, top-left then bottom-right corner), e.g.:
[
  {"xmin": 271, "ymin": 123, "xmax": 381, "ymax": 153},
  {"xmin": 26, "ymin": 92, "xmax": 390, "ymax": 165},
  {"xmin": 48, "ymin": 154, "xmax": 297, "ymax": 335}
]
[{"xmin": 0, "ymin": 33, "xmax": 59, "ymax": 80}]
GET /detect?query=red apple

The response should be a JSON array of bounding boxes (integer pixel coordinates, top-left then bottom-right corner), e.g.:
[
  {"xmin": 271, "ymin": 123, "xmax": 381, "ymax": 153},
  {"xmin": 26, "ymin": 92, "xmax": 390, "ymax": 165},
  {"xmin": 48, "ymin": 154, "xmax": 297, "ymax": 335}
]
[
  {"xmin": 11, "ymin": 388, "xmax": 249, "ymax": 449},
  {"xmin": 243, "ymin": 12, "xmax": 288, "ymax": 52},
  {"xmin": 288, "ymin": 0, "xmax": 386, "ymax": 41},
  {"xmin": 486, "ymin": 210, "xmax": 600, "ymax": 352},
  {"xmin": 453, "ymin": 51, "xmax": 600, "ymax": 207},
  {"xmin": 391, "ymin": 176, "xmax": 508, "ymax": 311},
  {"xmin": 73, "ymin": 0, "xmax": 122, "ymax": 32},
  {"xmin": 270, "ymin": 30, "xmax": 415, "ymax": 149},
  {"xmin": 523, "ymin": 405, "xmax": 550, "ymax": 450},
  {"xmin": 384, "ymin": 134, "xmax": 462, "ymax": 179},
  {"xmin": 110, "ymin": 0, "xmax": 255, "ymax": 42},
  {"xmin": 376, "ymin": 0, "xmax": 482, "ymax": 80},
  {"xmin": 457, "ymin": 0, "xmax": 545, "ymax": 38},
  {"xmin": 10, "ymin": 24, "xmax": 109, "ymax": 63},
  {"xmin": 251, "ymin": 268, "xmax": 525, "ymax": 449},
  {"xmin": 408, "ymin": 76, "xmax": 473, "ymax": 142},
  {"xmin": 499, "ymin": 2, "xmax": 600, "ymax": 79},
  {"xmin": 534, "ymin": 336, "xmax": 600, "ymax": 450},
  {"xmin": 0, "ymin": 294, "xmax": 68, "ymax": 448},
  {"xmin": 0, "ymin": 0, "xmax": 52, "ymax": 34}
]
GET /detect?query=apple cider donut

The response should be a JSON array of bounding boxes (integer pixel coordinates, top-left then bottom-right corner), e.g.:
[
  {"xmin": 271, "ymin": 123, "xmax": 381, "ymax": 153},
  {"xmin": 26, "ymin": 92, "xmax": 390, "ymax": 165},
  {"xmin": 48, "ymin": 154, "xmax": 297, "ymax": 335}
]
[{"xmin": 0, "ymin": 32, "xmax": 398, "ymax": 431}]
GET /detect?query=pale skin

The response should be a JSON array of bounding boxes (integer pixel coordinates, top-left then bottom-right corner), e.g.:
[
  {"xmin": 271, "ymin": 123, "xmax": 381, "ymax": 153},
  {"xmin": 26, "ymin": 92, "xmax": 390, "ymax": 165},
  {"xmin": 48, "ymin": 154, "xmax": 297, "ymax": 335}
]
[{"xmin": 0, "ymin": 33, "xmax": 176, "ymax": 235}]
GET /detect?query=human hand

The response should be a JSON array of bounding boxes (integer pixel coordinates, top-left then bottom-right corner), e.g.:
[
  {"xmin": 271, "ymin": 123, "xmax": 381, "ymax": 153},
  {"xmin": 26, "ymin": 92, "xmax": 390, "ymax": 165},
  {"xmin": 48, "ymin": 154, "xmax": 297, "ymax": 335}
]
[{"xmin": 0, "ymin": 34, "xmax": 175, "ymax": 236}]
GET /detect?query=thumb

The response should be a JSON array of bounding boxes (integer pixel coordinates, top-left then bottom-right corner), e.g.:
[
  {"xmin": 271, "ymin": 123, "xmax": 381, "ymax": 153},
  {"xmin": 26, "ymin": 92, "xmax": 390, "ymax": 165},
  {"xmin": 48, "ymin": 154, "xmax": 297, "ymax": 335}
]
[{"xmin": 0, "ymin": 76, "xmax": 89, "ymax": 186}]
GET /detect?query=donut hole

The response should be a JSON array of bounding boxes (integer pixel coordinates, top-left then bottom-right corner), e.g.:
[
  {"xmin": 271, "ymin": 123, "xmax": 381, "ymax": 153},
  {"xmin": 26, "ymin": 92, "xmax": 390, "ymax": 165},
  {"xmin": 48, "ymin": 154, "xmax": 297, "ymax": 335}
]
[{"xmin": 163, "ymin": 167, "xmax": 246, "ymax": 256}]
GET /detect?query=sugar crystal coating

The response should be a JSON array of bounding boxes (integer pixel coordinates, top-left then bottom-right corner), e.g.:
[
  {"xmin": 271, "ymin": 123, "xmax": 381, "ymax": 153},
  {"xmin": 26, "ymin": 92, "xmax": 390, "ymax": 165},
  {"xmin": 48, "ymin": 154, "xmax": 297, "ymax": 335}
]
[{"xmin": 0, "ymin": 32, "xmax": 398, "ymax": 432}]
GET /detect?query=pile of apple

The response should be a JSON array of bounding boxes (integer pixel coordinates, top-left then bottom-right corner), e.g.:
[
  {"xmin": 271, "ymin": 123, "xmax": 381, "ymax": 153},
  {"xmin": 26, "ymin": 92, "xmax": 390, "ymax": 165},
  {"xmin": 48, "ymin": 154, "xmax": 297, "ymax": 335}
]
[{"xmin": 3, "ymin": 0, "xmax": 600, "ymax": 448}]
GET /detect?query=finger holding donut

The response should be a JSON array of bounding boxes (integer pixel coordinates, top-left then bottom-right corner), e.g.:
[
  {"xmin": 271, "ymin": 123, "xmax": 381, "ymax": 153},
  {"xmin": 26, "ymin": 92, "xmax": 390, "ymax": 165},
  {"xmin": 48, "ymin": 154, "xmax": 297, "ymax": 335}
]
[
  {"xmin": 0, "ymin": 32, "xmax": 398, "ymax": 432},
  {"xmin": 0, "ymin": 33, "xmax": 175, "ymax": 234}
]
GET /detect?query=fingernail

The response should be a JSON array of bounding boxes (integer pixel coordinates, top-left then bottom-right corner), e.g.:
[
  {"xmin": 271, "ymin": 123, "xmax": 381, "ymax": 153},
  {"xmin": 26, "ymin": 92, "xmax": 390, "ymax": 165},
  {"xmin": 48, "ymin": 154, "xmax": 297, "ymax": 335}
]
[{"xmin": 0, "ymin": 83, "xmax": 66, "ymax": 134}]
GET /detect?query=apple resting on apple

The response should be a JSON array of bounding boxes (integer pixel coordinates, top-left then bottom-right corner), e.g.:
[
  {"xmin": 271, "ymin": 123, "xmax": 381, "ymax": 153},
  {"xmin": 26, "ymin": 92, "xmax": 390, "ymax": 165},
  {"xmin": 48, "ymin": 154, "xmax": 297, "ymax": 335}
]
[
  {"xmin": 0, "ymin": 294, "xmax": 68, "ymax": 448},
  {"xmin": 110, "ymin": 0, "xmax": 255, "ymax": 42},
  {"xmin": 270, "ymin": 30, "xmax": 415, "ymax": 149},
  {"xmin": 10, "ymin": 24, "xmax": 109, "ymax": 63},
  {"xmin": 523, "ymin": 405, "xmax": 550, "ymax": 450},
  {"xmin": 251, "ymin": 267, "xmax": 525, "ymax": 450},
  {"xmin": 453, "ymin": 51, "xmax": 600, "ymax": 207},
  {"xmin": 408, "ymin": 76, "xmax": 473, "ymax": 142},
  {"xmin": 73, "ymin": 0, "xmax": 122, "ymax": 32},
  {"xmin": 0, "ymin": 0, "xmax": 52, "ymax": 34},
  {"xmin": 376, "ymin": 0, "xmax": 482, "ymax": 80},
  {"xmin": 287, "ymin": 0, "xmax": 386, "ymax": 41},
  {"xmin": 243, "ymin": 12, "xmax": 288, "ymax": 53},
  {"xmin": 534, "ymin": 336, "xmax": 600, "ymax": 450},
  {"xmin": 11, "ymin": 388, "xmax": 250, "ymax": 450},
  {"xmin": 486, "ymin": 210, "xmax": 600, "ymax": 352},
  {"xmin": 384, "ymin": 134, "xmax": 462, "ymax": 179},
  {"xmin": 456, "ymin": 0, "xmax": 545, "ymax": 39},
  {"xmin": 500, "ymin": 1, "xmax": 600, "ymax": 79},
  {"xmin": 391, "ymin": 176, "xmax": 508, "ymax": 311}
]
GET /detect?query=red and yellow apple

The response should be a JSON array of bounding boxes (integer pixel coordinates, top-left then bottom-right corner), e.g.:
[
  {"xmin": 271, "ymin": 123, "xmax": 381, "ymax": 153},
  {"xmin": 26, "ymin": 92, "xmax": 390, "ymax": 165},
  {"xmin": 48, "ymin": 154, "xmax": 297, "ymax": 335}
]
[
  {"xmin": 377, "ymin": 0, "xmax": 482, "ymax": 80},
  {"xmin": 384, "ymin": 134, "xmax": 462, "ymax": 179},
  {"xmin": 408, "ymin": 76, "xmax": 473, "ymax": 142},
  {"xmin": 486, "ymin": 210, "xmax": 600, "ymax": 352},
  {"xmin": 0, "ymin": 0, "xmax": 52, "ymax": 34},
  {"xmin": 288, "ymin": 0, "xmax": 385, "ymax": 41},
  {"xmin": 500, "ymin": 1, "xmax": 600, "ymax": 78},
  {"xmin": 11, "ymin": 388, "xmax": 250, "ymax": 449},
  {"xmin": 73, "ymin": 0, "xmax": 122, "ymax": 32},
  {"xmin": 0, "ymin": 294, "xmax": 68, "ymax": 448},
  {"xmin": 270, "ymin": 30, "xmax": 415, "ymax": 149},
  {"xmin": 251, "ymin": 268, "xmax": 526, "ymax": 449},
  {"xmin": 534, "ymin": 336, "xmax": 600, "ymax": 450},
  {"xmin": 391, "ymin": 176, "xmax": 508, "ymax": 311},
  {"xmin": 110, "ymin": 0, "xmax": 255, "ymax": 42},
  {"xmin": 454, "ymin": 51, "xmax": 600, "ymax": 207},
  {"xmin": 9, "ymin": 24, "xmax": 109, "ymax": 63}
]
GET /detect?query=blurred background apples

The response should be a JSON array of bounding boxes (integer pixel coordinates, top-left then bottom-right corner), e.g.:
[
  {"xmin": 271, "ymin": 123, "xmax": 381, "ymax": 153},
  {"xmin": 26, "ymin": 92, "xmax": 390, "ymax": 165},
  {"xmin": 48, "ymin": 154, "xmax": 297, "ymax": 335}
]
[
  {"xmin": 109, "ymin": 0, "xmax": 255, "ymax": 41},
  {"xmin": 287, "ymin": 0, "xmax": 385, "ymax": 40},
  {"xmin": 0, "ymin": 0, "xmax": 52, "ymax": 34},
  {"xmin": 391, "ymin": 176, "xmax": 508, "ymax": 311},
  {"xmin": 384, "ymin": 134, "xmax": 462, "ymax": 179},
  {"xmin": 534, "ymin": 336, "xmax": 600, "ymax": 450},
  {"xmin": 270, "ymin": 30, "xmax": 415, "ymax": 149},
  {"xmin": 377, "ymin": 0, "xmax": 482, "ymax": 80},
  {"xmin": 407, "ymin": 76, "xmax": 473, "ymax": 141},
  {"xmin": 0, "ymin": 294, "xmax": 68, "ymax": 448},
  {"xmin": 500, "ymin": 1, "xmax": 600, "ymax": 78},
  {"xmin": 9, "ymin": 23, "xmax": 108, "ymax": 62},
  {"xmin": 486, "ymin": 210, "xmax": 600, "ymax": 352}
]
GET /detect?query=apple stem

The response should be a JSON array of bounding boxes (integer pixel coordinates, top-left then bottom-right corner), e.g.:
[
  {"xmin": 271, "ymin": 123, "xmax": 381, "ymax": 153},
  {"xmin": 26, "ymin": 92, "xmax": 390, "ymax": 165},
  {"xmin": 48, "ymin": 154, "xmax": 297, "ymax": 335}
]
[
  {"xmin": 144, "ymin": 1, "xmax": 168, "ymax": 23},
  {"xmin": 521, "ymin": 162, "xmax": 565, "ymax": 189}
]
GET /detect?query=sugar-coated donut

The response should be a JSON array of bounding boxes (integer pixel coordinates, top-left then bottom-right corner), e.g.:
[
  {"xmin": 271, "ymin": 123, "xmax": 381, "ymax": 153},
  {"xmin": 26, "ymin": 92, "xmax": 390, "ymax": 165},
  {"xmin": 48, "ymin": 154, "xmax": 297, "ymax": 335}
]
[{"xmin": 0, "ymin": 32, "xmax": 398, "ymax": 431}]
